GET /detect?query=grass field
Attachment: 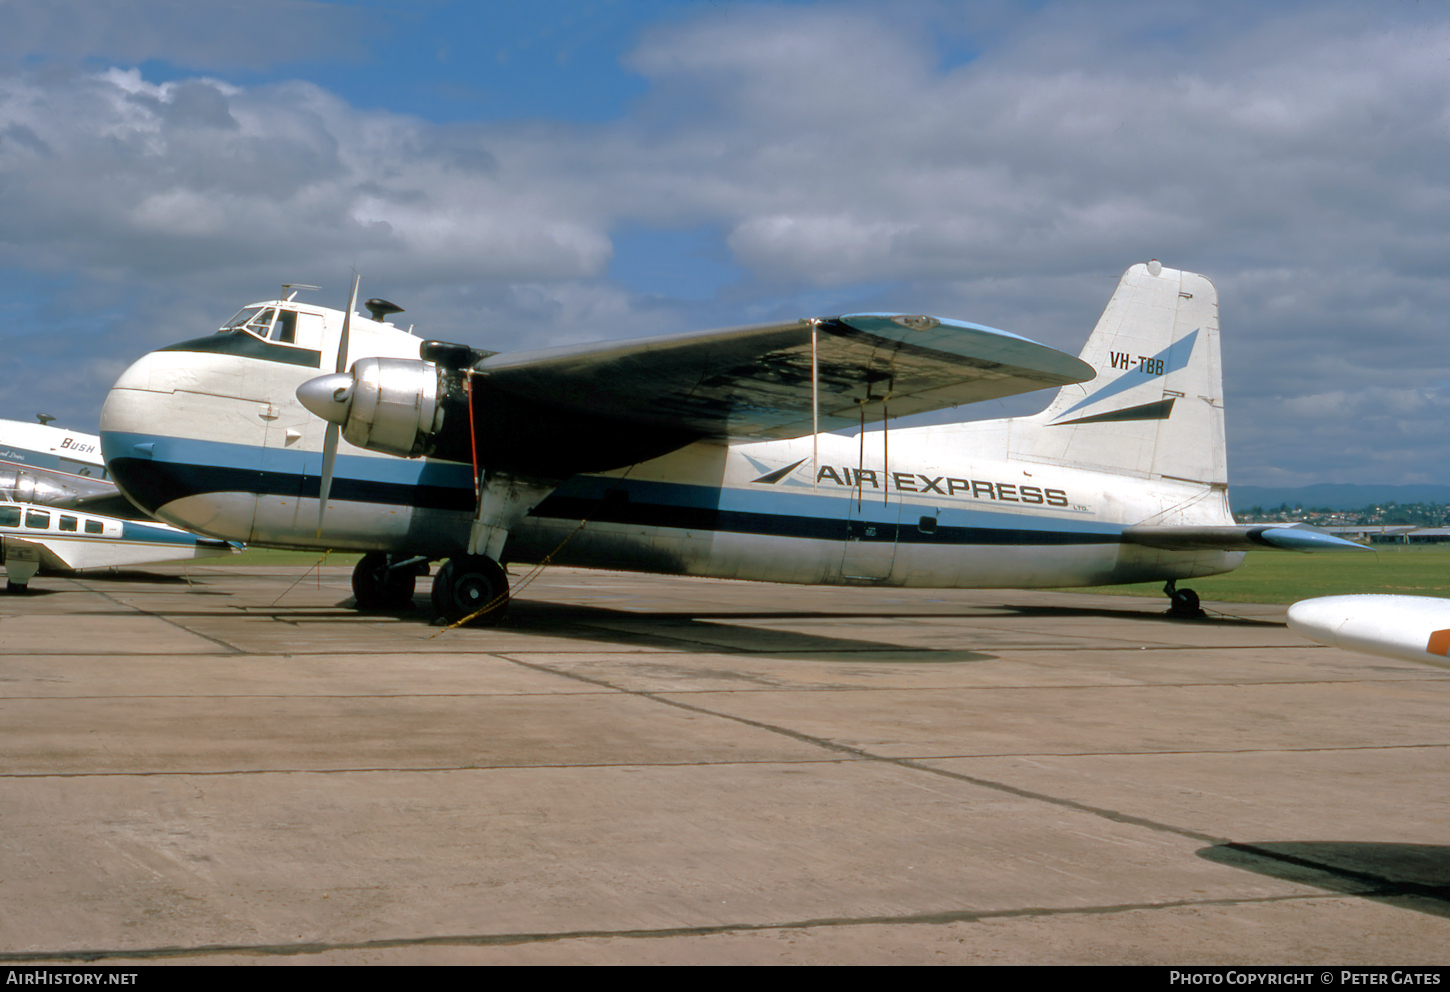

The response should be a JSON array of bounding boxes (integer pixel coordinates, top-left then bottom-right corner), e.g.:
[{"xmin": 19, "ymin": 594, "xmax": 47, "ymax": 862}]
[
  {"xmin": 225, "ymin": 548, "xmax": 365, "ymax": 568},
  {"xmin": 221, "ymin": 543, "xmax": 1450, "ymax": 606},
  {"xmin": 1073, "ymin": 544, "xmax": 1450, "ymax": 604}
]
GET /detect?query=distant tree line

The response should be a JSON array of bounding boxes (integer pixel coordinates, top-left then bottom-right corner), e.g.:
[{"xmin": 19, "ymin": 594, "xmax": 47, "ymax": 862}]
[{"xmin": 1236, "ymin": 501, "xmax": 1450, "ymax": 527}]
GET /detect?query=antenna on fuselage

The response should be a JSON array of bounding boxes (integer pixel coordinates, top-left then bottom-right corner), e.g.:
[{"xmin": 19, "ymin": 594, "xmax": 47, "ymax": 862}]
[
  {"xmin": 36, "ymin": 413, "xmax": 56, "ymax": 426},
  {"xmin": 282, "ymin": 283, "xmax": 321, "ymax": 302}
]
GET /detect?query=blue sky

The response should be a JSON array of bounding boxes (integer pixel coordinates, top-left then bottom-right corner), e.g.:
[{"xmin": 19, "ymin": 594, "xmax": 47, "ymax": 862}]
[{"xmin": 3, "ymin": 0, "xmax": 1450, "ymax": 486}]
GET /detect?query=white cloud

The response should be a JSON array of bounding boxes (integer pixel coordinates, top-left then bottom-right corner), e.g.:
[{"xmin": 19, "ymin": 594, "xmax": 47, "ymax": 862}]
[{"xmin": 3, "ymin": 2, "xmax": 1450, "ymax": 484}]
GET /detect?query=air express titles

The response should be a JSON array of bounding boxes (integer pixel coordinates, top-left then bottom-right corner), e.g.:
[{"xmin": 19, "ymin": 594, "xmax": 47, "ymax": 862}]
[{"xmin": 814, "ymin": 466, "xmax": 1069, "ymax": 507}]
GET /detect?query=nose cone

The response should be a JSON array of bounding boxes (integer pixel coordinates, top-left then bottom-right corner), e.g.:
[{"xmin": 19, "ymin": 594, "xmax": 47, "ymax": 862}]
[
  {"xmin": 297, "ymin": 372, "xmax": 355, "ymax": 425},
  {"xmin": 1285, "ymin": 596, "xmax": 1353, "ymax": 646},
  {"xmin": 1287, "ymin": 594, "xmax": 1450, "ymax": 669}
]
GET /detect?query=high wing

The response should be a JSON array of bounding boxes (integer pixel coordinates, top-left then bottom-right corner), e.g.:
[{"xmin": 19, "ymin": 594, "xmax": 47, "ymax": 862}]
[
  {"xmin": 475, "ymin": 314, "xmax": 1095, "ymax": 440},
  {"xmin": 1123, "ymin": 524, "xmax": 1369, "ymax": 553}
]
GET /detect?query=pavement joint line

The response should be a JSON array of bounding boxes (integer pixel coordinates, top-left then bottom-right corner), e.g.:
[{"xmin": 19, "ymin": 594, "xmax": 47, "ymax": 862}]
[
  {"xmin": 64, "ymin": 579, "xmax": 245, "ymax": 655},
  {"xmin": 494, "ymin": 653, "xmax": 1230, "ymax": 845},
  {"xmin": 0, "ymin": 758, "xmax": 866, "ymax": 779},
  {"xmin": 3, "ymin": 741, "xmax": 1447, "ymax": 780},
  {"xmin": 7, "ymin": 685, "xmax": 1450, "ymax": 700},
  {"xmin": 0, "ymin": 891, "xmax": 1350, "ymax": 963}
]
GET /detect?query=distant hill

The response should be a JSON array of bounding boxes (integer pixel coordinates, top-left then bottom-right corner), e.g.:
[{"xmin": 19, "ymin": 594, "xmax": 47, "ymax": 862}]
[{"xmin": 1230, "ymin": 484, "xmax": 1450, "ymax": 513}]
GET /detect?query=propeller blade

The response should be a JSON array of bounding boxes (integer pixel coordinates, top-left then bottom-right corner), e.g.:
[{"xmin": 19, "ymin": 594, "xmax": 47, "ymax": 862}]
[
  {"xmin": 338, "ymin": 273, "xmax": 359, "ymax": 373},
  {"xmin": 317, "ymin": 422, "xmax": 339, "ymax": 535},
  {"xmin": 317, "ymin": 273, "xmax": 360, "ymax": 537}
]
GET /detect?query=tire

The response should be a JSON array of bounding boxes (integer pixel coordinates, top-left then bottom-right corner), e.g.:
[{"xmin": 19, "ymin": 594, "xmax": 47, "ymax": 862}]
[
  {"xmin": 351, "ymin": 552, "xmax": 418, "ymax": 610},
  {"xmin": 430, "ymin": 554, "xmax": 509, "ymax": 625},
  {"xmin": 1168, "ymin": 587, "xmax": 1203, "ymax": 617},
  {"xmin": 5, "ymin": 581, "xmax": 27, "ymax": 594}
]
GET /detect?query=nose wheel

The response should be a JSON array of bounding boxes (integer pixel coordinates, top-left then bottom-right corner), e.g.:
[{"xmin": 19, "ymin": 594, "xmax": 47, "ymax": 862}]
[{"xmin": 431, "ymin": 554, "xmax": 510, "ymax": 625}]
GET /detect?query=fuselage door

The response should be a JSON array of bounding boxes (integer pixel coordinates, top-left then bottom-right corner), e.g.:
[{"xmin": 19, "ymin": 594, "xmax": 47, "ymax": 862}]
[{"xmin": 840, "ymin": 473, "xmax": 900, "ymax": 580}]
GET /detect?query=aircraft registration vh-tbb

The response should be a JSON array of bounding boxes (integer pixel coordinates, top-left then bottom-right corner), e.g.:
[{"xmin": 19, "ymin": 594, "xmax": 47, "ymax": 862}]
[{"xmin": 97, "ymin": 262, "xmax": 1366, "ymax": 625}]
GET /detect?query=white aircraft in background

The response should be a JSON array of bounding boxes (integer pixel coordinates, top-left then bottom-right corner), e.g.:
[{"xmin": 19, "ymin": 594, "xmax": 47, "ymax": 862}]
[
  {"xmin": 98, "ymin": 262, "xmax": 1365, "ymax": 625},
  {"xmin": 1, "ymin": 499, "xmax": 237, "ymax": 592},
  {"xmin": 0, "ymin": 415, "xmax": 135, "ymax": 516},
  {"xmin": 1287, "ymin": 595, "xmax": 1450, "ymax": 670}
]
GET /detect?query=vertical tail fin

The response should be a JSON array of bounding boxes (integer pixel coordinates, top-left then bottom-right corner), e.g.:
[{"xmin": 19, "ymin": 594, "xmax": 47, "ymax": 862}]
[{"xmin": 1010, "ymin": 262, "xmax": 1225, "ymax": 485}]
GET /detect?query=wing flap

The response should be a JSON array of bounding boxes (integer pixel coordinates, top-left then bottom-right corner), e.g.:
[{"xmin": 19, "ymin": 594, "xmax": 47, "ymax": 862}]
[{"xmin": 477, "ymin": 314, "xmax": 1093, "ymax": 441}]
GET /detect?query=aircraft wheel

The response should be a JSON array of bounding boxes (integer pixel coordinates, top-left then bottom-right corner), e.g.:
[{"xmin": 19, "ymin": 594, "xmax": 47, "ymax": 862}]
[
  {"xmin": 1168, "ymin": 587, "xmax": 1205, "ymax": 618},
  {"xmin": 5, "ymin": 581, "xmax": 28, "ymax": 595},
  {"xmin": 351, "ymin": 552, "xmax": 419, "ymax": 610},
  {"xmin": 431, "ymin": 554, "xmax": 509, "ymax": 625}
]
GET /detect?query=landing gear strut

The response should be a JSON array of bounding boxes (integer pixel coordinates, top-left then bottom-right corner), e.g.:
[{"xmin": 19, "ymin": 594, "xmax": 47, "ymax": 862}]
[
  {"xmin": 1164, "ymin": 579, "xmax": 1205, "ymax": 618},
  {"xmin": 351, "ymin": 552, "xmax": 427, "ymax": 611},
  {"xmin": 431, "ymin": 554, "xmax": 510, "ymax": 626}
]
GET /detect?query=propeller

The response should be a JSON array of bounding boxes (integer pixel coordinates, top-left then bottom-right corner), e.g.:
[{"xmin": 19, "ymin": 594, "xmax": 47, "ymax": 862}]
[{"xmin": 314, "ymin": 273, "xmax": 360, "ymax": 535}]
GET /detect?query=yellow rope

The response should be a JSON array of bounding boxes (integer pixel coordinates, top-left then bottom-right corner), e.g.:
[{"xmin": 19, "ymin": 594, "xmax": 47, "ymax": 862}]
[
  {"xmin": 271, "ymin": 549, "xmax": 330, "ymax": 606},
  {"xmin": 430, "ymin": 467, "xmax": 638, "ymax": 636}
]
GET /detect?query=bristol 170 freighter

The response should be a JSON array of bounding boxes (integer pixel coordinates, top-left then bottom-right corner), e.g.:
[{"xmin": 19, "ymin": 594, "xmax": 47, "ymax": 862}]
[{"xmin": 98, "ymin": 263, "xmax": 1365, "ymax": 624}]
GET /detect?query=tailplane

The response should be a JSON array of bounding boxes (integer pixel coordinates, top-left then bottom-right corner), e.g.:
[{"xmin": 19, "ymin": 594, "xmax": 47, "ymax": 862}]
[{"xmin": 1010, "ymin": 261, "xmax": 1225, "ymax": 485}]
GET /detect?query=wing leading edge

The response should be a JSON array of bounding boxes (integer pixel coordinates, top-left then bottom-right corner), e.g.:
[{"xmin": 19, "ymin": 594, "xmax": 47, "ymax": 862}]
[{"xmin": 476, "ymin": 314, "xmax": 1094, "ymax": 441}]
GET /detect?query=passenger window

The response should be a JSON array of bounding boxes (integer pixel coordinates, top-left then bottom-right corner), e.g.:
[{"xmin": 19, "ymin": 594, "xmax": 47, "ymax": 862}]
[
  {"xmin": 0, "ymin": 506, "xmax": 19, "ymax": 527},
  {"xmin": 918, "ymin": 516, "xmax": 938, "ymax": 534},
  {"xmin": 85, "ymin": 520, "xmax": 104, "ymax": 534},
  {"xmin": 60, "ymin": 515, "xmax": 77, "ymax": 532},
  {"xmin": 25, "ymin": 509, "xmax": 50, "ymax": 529}
]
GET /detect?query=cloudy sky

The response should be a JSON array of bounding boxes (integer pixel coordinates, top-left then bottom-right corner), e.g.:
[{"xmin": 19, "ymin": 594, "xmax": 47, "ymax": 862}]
[{"xmin": 2, "ymin": 0, "xmax": 1448, "ymax": 487}]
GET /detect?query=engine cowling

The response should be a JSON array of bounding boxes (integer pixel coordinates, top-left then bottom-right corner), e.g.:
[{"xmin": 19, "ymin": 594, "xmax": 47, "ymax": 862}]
[{"xmin": 297, "ymin": 357, "xmax": 447, "ymax": 458}]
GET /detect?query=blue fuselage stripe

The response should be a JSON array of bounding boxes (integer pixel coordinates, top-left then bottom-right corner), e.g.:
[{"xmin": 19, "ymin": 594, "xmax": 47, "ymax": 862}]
[{"xmin": 101, "ymin": 431, "xmax": 1128, "ymax": 547}]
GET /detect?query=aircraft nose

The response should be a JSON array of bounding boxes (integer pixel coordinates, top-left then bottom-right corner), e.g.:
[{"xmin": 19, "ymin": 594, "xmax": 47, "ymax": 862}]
[
  {"xmin": 297, "ymin": 372, "xmax": 355, "ymax": 425},
  {"xmin": 1285, "ymin": 595, "xmax": 1358, "ymax": 646}
]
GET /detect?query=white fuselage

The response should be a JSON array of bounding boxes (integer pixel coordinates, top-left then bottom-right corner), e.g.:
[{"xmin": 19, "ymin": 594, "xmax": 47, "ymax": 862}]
[{"xmin": 99, "ymin": 304, "xmax": 1241, "ymax": 590}]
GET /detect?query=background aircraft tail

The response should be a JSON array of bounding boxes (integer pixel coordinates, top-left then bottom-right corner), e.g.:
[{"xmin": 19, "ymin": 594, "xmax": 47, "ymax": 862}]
[{"xmin": 1008, "ymin": 261, "xmax": 1225, "ymax": 486}]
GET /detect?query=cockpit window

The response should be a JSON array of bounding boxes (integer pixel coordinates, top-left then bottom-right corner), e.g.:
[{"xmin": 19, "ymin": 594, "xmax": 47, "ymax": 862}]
[
  {"xmin": 271, "ymin": 309, "xmax": 298, "ymax": 343},
  {"xmin": 219, "ymin": 307, "xmax": 280, "ymax": 338},
  {"xmin": 221, "ymin": 307, "xmax": 264, "ymax": 330}
]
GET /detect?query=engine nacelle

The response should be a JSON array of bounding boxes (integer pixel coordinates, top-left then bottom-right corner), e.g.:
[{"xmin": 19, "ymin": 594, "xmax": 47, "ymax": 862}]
[{"xmin": 339, "ymin": 357, "xmax": 444, "ymax": 458}]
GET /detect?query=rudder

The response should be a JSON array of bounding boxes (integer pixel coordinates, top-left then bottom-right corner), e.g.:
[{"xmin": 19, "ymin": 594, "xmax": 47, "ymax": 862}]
[{"xmin": 1009, "ymin": 262, "xmax": 1225, "ymax": 485}]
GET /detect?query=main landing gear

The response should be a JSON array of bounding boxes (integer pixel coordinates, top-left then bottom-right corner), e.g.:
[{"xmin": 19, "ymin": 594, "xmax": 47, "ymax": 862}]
[
  {"xmin": 350, "ymin": 552, "xmax": 510, "ymax": 625},
  {"xmin": 351, "ymin": 552, "xmax": 429, "ymax": 611},
  {"xmin": 1164, "ymin": 579, "xmax": 1205, "ymax": 619},
  {"xmin": 431, "ymin": 554, "xmax": 510, "ymax": 626}
]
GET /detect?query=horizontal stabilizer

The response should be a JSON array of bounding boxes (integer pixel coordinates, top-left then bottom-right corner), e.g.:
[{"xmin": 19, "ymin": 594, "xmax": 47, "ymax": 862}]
[{"xmin": 1122, "ymin": 524, "xmax": 1369, "ymax": 553}]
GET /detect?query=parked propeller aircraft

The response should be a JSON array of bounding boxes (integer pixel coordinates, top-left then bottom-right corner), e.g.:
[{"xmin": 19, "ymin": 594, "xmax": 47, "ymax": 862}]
[
  {"xmin": 1287, "ymin": 595, "xmax": 1450, "ymax": 670},
  {"xmin": 98, "ymin": 262, "xmax": 1365, "ymax": 624},
  {"xmin": 0, "ymin": 498, "xmax": 237, "ymax": 591},
  {"xmin": 0, "ymin": 416, "xmax": 136, "ymax": 517}
]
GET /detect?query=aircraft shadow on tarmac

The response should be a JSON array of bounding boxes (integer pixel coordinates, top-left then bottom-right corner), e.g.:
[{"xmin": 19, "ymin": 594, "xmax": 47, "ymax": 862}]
[
  {"xmin": 319, "ymin": 597, "xmax": 995, "ymax": 662},
  {"xmin": 1199, "ymin": 842, "xmax": 1450, "ymax": 918},
  {"xmin": 455, "ymin": 599, "xmax": 1002, "ymax": 663},
  {"xmin": 1002, "ymin": 603, "xmax": 1281, "ymax": 628}
]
